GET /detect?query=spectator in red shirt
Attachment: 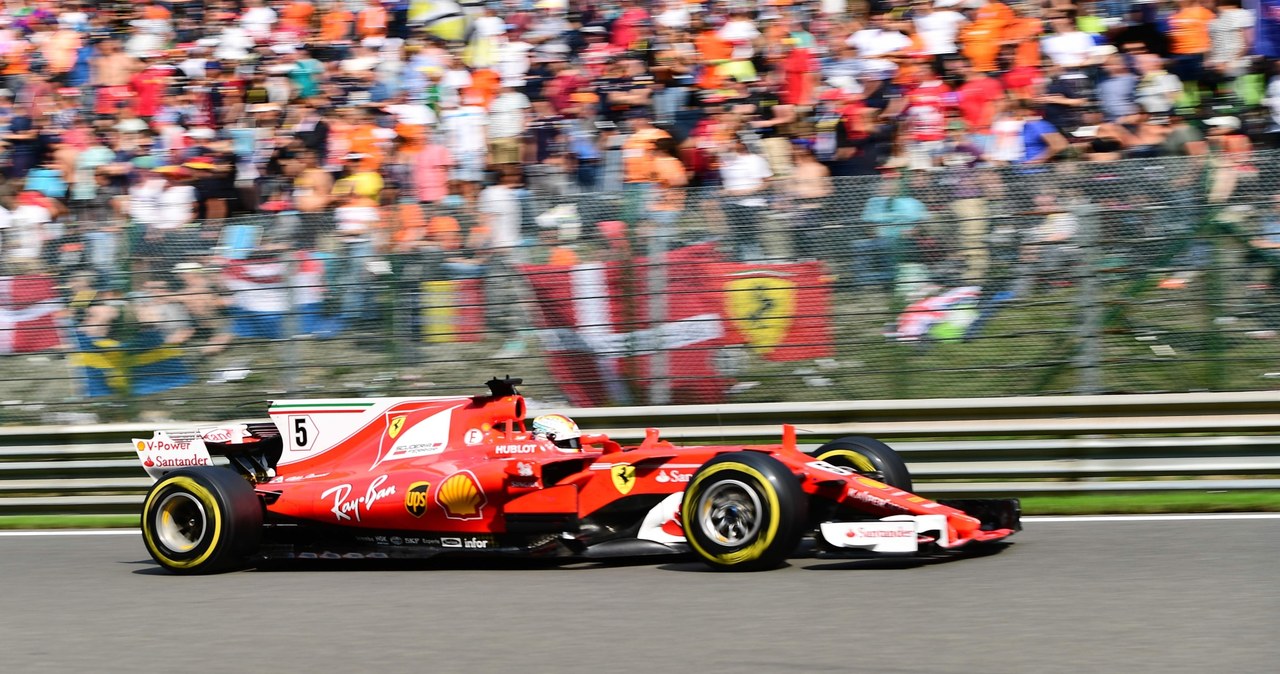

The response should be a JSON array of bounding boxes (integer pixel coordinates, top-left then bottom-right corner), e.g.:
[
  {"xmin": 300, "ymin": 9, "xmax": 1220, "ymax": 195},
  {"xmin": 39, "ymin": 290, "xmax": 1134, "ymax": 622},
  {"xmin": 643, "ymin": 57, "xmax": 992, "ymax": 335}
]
[
  {"xmin": 955, "ymin": 60, "xmax": 1005, "ymax": 156},
  {"xmin": 902, "ymin": 64, "xmax": 955, "ymax": 170},
  {"xmin": 611, "ymin": 1, "xmax": 649, "ymax": 51}
]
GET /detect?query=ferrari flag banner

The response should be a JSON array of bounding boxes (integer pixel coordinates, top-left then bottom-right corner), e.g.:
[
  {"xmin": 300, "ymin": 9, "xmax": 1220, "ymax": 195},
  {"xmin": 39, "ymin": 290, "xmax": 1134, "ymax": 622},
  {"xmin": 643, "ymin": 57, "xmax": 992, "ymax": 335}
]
[{"xmin": 712, "ymin": 262, "xmax": 835, "ymax": 362}]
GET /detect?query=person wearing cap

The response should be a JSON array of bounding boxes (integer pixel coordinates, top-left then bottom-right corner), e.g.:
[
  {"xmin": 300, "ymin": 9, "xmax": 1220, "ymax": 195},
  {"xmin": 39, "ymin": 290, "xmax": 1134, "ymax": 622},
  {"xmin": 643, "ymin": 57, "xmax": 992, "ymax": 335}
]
[{"xmin": 1204, "ymin": 115, "xmax": 1248, "ymax": 162}]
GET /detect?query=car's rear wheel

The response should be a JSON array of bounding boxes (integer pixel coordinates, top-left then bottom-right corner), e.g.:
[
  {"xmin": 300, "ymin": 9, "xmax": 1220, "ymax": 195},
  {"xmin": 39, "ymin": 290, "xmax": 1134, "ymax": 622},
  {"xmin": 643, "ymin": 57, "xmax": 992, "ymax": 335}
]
[
  {"xmin": 812, "ymin": 436, "xmax": 913, "ymax": 492},
  {"xmin": 141, "ymin": 467, "xmax": 262, "ymax": 574},
  {"xmin": 681, "ymin": 452, "xmax": 806, "ymax": 571}
]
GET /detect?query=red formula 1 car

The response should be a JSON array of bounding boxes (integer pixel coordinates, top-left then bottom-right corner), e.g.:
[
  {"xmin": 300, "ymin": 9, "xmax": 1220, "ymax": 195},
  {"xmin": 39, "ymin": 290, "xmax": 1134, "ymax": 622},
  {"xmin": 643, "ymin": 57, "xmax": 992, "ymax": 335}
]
[{"xmin": 134, "ymin": 378, "xmax": 1020, "ymax": 574}]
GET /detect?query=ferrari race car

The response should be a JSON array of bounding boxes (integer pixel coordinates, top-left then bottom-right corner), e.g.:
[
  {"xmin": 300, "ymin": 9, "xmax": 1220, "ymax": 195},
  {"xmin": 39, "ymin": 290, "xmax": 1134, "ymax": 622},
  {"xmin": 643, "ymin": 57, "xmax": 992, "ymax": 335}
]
[{"xmin": 134, "ymin": 378, "xmax": 1020, "ymax": 574}]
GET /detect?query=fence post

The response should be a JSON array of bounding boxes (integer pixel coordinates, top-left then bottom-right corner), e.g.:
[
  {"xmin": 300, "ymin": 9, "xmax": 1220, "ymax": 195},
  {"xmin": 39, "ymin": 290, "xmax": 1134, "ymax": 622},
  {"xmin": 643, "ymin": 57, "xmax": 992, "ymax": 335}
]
[
  {"xmin": 1073, "ymin": 198, "xmax": 1103, "ymax": 395},
  {"xmin": 281, "ymin": 251, "xmax": 299, "ymax": 395},
  {"xmin": 647, "ymin": 218, "xmax": 671, "ymax": 405}
]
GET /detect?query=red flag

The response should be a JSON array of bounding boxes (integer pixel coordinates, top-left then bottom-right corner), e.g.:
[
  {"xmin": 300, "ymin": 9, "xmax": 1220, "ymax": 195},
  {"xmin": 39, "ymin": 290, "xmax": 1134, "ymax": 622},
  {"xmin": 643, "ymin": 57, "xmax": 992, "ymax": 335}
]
[{"xmin": 523, "ymin": 243, "xmax": 736, "ymax": 406}]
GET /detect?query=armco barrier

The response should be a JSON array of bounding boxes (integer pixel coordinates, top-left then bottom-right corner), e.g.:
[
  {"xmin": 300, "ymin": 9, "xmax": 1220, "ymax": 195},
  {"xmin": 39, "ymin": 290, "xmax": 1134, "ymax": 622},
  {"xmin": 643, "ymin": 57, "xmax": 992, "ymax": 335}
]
[{"xmin": 1, "ymin": 392, "xmax": 1278, "ymax": 516}]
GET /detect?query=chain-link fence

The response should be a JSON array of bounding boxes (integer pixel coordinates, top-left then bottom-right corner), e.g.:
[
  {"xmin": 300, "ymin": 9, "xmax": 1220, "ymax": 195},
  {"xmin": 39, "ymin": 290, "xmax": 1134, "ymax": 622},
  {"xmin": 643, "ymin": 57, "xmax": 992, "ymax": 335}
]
[{"xmin": 2, "ymin": 151, "xmax": 1279, "ymax": 424}]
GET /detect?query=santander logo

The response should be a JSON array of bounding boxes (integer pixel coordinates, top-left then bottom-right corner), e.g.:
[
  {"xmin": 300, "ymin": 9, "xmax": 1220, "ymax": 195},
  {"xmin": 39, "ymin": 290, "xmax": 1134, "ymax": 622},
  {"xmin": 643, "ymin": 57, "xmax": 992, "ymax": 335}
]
[
  {"xmin": 202, "ymin": 429, "xmax": 235, "ymax": 443},
  {"xmin": 847, "ymin": 528, "xmax": 914, "ymax": 538}
]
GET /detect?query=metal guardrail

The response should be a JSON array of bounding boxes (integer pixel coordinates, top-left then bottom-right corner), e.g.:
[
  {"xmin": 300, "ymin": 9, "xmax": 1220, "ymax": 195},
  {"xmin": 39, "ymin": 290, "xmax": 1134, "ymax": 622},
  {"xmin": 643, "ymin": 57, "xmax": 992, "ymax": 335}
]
[{"xmin": 1, "ymin": 392, "xmax": 1277, "ymax": 516}]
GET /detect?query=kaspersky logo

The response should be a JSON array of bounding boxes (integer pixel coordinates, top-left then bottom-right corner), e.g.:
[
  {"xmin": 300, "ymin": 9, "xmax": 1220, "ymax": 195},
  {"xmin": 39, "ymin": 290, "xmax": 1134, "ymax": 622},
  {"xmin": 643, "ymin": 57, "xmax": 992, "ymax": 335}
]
[
  {"xmin": 404, "ymin": 481, "xmax": 430, "ymax": 518},
  {"xmin": 611, "ymin": 464, "xmax": 636, "ymax": 495}
]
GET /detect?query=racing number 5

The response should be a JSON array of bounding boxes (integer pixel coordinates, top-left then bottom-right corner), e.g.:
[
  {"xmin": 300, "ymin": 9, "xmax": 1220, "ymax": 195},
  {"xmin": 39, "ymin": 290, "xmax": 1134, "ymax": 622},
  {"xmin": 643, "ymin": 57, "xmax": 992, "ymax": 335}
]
[{"xmin": 288, "ymin": 415, "xmax": 317, "ymax": 452}]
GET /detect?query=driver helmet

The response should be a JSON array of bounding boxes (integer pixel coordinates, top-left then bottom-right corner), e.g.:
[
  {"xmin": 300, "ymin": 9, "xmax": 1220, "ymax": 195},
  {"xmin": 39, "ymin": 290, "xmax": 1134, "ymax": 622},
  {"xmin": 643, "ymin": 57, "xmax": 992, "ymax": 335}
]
[{"xmin": 532, "ymin": 414, "xmax": 581, "ymax": 451}]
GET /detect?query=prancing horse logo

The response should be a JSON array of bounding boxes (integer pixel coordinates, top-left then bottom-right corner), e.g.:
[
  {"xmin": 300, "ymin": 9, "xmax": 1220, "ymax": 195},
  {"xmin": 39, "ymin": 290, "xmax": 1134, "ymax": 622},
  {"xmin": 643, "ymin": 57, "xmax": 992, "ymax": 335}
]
[
  {"xmin": 611, "ymin": 464, "xmax": 636, "ymax": 495},
  {"xmin": 388, "ymin": 415, "xmax": 406, "ymax": 439}
]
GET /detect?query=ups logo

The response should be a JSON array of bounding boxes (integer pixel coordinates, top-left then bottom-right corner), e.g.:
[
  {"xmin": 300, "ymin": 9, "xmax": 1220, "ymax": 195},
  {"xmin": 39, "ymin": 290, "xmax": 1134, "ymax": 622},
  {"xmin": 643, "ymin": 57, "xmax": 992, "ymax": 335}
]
[{"xmin": 405, "ymin": 481, "xmax": 430, "ymax": 518}]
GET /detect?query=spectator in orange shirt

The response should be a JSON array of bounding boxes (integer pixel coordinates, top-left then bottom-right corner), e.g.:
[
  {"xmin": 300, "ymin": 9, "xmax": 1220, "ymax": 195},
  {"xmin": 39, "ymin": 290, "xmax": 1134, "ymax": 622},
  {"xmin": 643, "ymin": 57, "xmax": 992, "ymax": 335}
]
[
  {"xmin": 620, "ymin": 109, "xmax": 670, "ymax": 221},
  {"xmin": 321, "ymin": 6, "xmax": 355, "ymax": 43},
  {"xmin": 357, "ymin": 1, "xmax": 389, "ymax": 40},
  {"xmin": 463, "ymin": 69, "xmax": 502, "ymax": 109},
  {"xmin": 961, "ymin": 15, "xmax": 1004, "ymax": 73},
  {"xmin": 649, "ymin": 136, "xmax": 688, "ymax": 227},
  {"xmin": 974, "ymin": 0, "xmax": 1014, "ymax": 30},
  {"xmin": 346, "ymin": 108, "xmax": 385, "ymax": 170},
  {"xmin": 140, "ymin": 0, "xmax": 172, "ymax": 21},
  {"xmin": 1002, "ymin": 4, "xmax": 1043, "ymax": 71},
  {"xmin": 280, "ymin": 1, "xmax": 317, "ymax": 36},
  {"xmin": 1167, "ymin": 0, "xmax": 1215, "ymax": 84},
  {"xmin": 695, "ymin": 21, "xmax": 733, "ymax": 90}
]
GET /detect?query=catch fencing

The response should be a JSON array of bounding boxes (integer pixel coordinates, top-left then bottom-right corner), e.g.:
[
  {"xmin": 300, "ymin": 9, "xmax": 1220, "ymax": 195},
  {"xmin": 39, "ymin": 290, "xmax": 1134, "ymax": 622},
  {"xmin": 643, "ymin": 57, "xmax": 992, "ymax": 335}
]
[
  {"xmin": 2, "ymin": 391, "xmax": 1278, "ymax": 516},
  {"xmin": 1, "ymin": 151, "xmax": 1279, "ymax": 425}
]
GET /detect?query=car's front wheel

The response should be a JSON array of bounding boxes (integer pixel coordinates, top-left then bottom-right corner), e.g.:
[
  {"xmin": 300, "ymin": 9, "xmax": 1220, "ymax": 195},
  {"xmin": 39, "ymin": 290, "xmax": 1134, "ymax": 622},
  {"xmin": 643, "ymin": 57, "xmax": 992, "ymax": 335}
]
[
  {"xmin": 681, "ymin": 452, "xmax": 806, "ymax": 571},
  {"xmin": 811, "ymin": 436, "xmax": 913, "ymax": 492},
  {"xmin": 141, "ymin": 467, "xmax": 262, "ymax": 574}
]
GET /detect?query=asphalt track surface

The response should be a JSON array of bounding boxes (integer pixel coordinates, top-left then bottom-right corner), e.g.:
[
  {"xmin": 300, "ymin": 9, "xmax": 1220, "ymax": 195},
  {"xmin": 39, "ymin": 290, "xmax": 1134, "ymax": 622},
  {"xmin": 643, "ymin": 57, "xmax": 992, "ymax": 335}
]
[{"xmin": 2, "ymin": 517, "xmax": 1277, "ymax": 674}]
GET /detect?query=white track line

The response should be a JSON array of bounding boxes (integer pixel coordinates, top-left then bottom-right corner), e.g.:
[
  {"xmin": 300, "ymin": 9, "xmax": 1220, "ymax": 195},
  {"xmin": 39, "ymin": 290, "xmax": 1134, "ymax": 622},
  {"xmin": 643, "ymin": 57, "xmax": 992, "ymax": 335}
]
[
  {"xmin": 0, "ymin": 529, "xmax": 139, "ymax": 537},
  {"xmin": 1026, "ymin": 513, "xmax": 1280, "ymax": 523}
]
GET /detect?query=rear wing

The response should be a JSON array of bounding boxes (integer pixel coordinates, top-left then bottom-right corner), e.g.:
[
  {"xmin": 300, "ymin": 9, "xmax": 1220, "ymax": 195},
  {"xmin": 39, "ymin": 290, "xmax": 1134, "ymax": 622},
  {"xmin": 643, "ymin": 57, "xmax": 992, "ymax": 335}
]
[{"xmin": 132, "ymin": 423, "xmax": 283, "ymax": 481}]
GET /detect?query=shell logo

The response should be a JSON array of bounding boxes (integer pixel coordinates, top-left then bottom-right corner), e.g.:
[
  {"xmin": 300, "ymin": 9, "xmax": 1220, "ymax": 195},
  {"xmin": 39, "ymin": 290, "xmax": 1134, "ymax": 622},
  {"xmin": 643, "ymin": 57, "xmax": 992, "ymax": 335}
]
[
  {"xmin": 435, "ymin": 470, "xmax": 487, "ymax": 520},
  {"xmin": 136, "ymin": 441, "xmax": 147, "ymax": 452}
]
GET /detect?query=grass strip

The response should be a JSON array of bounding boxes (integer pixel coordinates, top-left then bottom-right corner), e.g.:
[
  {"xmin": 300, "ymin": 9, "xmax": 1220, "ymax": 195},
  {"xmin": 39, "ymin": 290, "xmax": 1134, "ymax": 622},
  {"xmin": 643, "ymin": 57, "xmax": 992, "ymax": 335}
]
[
  {"xmin": 0, "ymin": 514, "xmax": 138, "ymax": 530},
  {"xmin": 1019, "ymin": 490, "xmax": 1280, "ymax": 515}
]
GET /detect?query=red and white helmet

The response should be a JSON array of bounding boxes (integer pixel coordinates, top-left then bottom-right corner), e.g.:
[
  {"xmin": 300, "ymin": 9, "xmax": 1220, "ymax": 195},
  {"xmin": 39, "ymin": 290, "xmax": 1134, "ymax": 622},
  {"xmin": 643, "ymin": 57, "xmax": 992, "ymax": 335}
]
[{"xmin": 532, "ymin": 414, "xmax": 581, "ymax": 451}]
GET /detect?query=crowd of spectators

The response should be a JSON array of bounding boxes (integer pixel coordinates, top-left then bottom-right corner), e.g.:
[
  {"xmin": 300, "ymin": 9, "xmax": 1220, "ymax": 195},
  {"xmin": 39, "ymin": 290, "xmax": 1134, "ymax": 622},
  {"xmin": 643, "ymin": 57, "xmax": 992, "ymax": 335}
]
[{"xmin": 0, "ymin": 0, "xmax": 1278, "ymax": 389}]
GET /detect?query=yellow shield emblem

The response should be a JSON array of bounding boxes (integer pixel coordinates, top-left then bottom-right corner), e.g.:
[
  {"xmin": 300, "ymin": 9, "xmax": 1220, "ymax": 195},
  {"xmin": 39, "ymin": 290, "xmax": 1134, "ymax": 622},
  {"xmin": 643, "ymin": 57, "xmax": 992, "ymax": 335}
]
[
  {"xmin": 611, "ymin": 464, "xmax": 636, "ymax": 495},
  {"xmin": 724, "ymin": 275, "xmax": 796, "ymax": 353},
  {"xmin": 388, "ymin": 415, "xmax": 406, "ymax": 439}
]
